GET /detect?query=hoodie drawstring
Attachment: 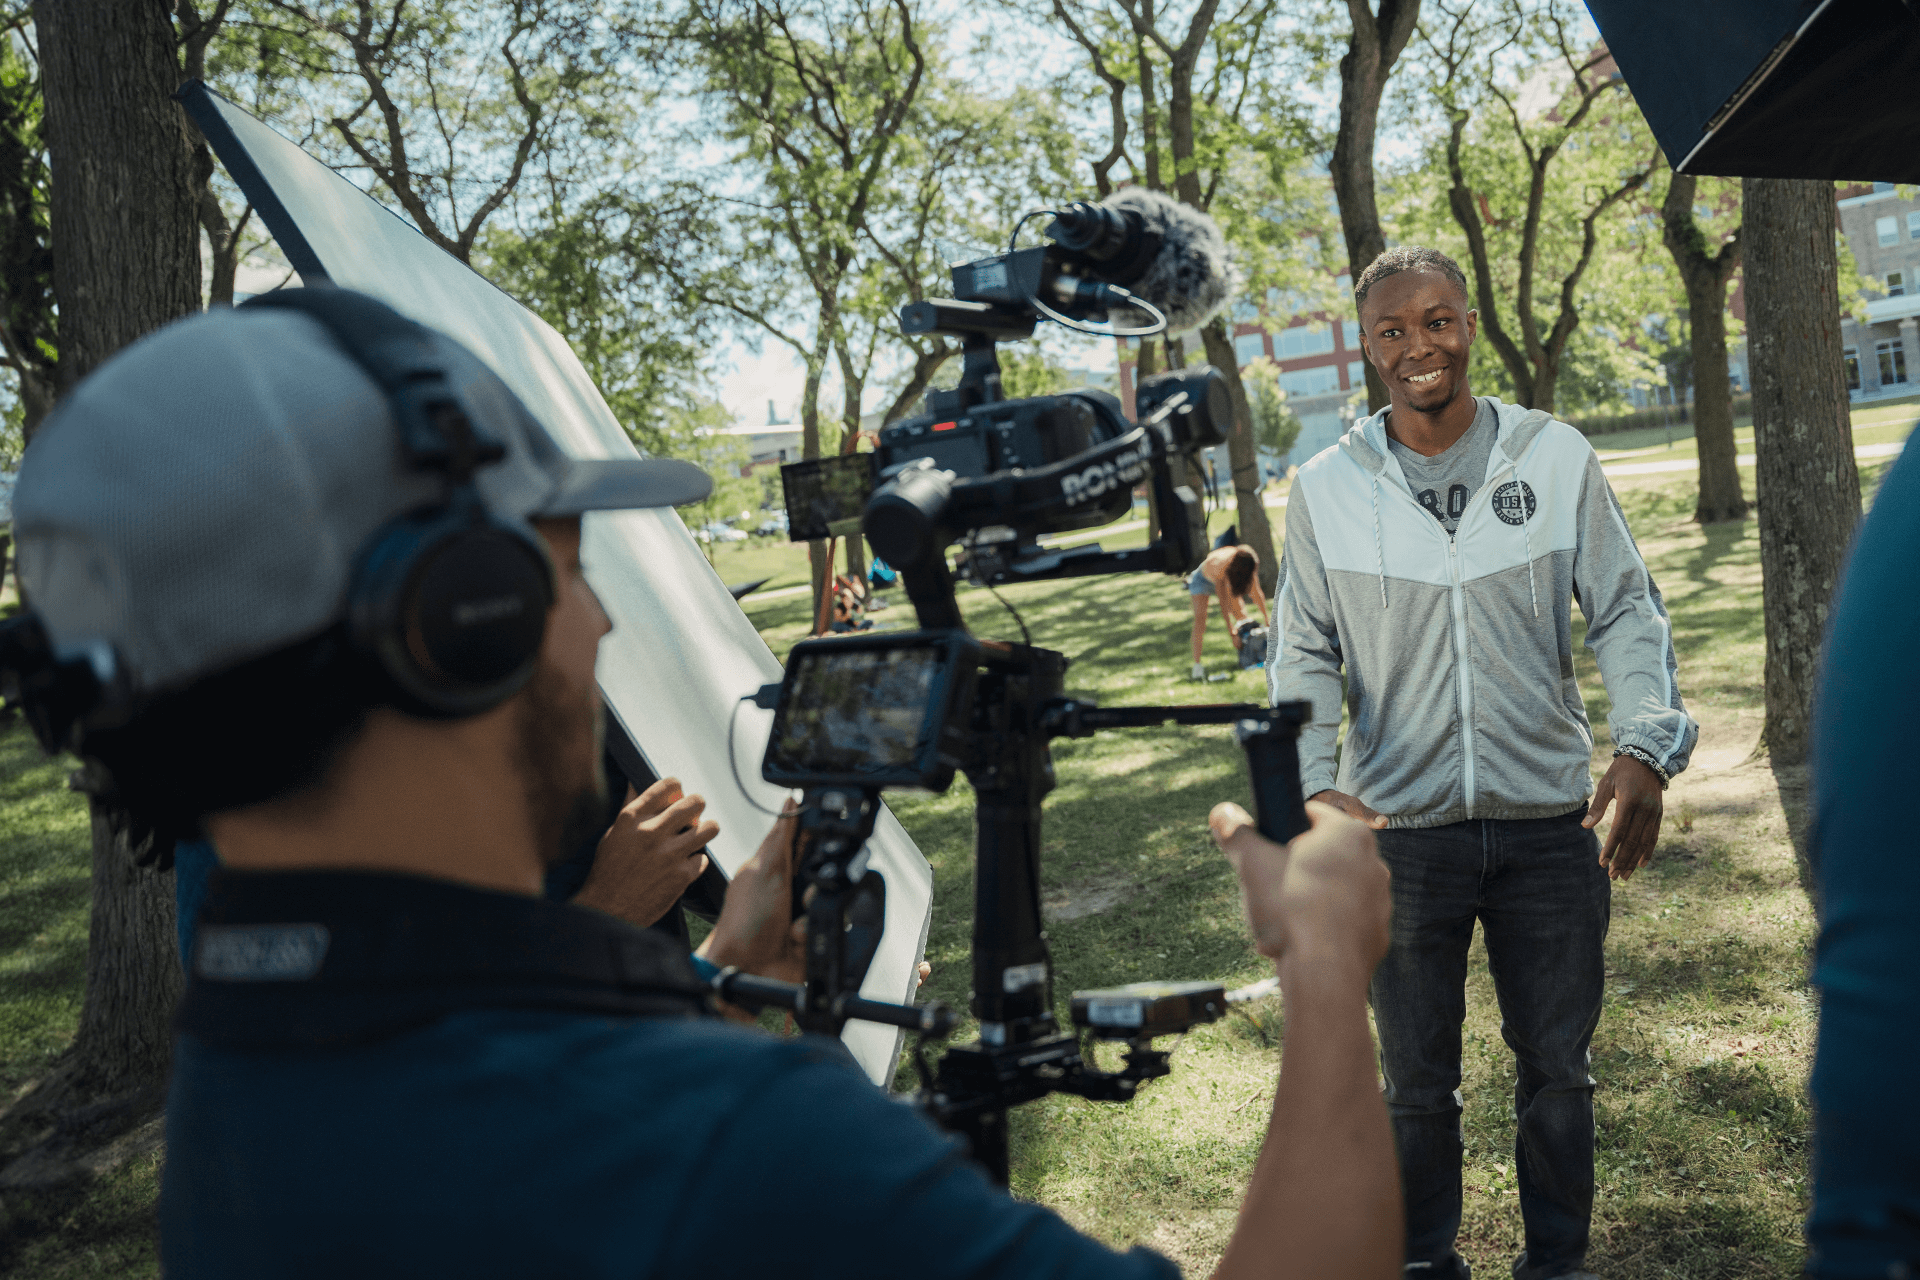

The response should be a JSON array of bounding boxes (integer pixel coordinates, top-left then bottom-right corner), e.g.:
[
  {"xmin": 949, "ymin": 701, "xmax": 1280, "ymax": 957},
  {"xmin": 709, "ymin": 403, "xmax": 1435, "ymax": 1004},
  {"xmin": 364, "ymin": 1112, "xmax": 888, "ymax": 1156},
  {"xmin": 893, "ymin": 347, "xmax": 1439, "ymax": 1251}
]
[
  {"xmin": 1369, "ymin": 474, "xmax": 1388, "ymax": 609},
  {"xmin": 1521, "ymin": 476, "xmax": 1539, "ymax": 620}
]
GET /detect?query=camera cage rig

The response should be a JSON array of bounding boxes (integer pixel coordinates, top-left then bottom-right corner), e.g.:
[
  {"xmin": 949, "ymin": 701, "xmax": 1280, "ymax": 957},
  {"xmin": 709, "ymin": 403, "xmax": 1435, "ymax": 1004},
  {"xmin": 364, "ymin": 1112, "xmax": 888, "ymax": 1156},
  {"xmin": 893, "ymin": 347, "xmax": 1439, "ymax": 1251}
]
[{"xmin": 727, "ymin": 231, "xmax": 1313, "ymax": 1185}]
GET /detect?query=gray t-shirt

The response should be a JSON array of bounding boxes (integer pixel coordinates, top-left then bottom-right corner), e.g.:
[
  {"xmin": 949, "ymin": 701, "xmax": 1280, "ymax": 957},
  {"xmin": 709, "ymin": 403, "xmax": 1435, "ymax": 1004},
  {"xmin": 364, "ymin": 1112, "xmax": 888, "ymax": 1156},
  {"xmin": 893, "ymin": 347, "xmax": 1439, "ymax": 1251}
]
[{"xmin": 1385, "ymin": 398, "xmax": 1497, "ymax": 536}]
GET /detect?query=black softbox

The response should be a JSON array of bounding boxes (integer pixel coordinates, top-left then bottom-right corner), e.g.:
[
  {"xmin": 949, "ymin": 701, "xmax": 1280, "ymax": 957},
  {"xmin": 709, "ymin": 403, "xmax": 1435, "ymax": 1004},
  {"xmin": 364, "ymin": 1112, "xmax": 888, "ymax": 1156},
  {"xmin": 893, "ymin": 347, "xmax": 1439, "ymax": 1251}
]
[{"xmin": 1584, "ymin": 0, "xmax": 1920, "ymax": 182}]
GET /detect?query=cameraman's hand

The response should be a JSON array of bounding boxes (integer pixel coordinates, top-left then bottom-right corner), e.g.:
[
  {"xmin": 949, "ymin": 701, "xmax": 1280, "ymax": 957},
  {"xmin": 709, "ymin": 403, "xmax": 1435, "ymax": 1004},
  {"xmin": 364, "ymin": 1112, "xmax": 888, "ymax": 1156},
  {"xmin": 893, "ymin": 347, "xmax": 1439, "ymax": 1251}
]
[
  {"xmin": 697, "ymin": 803, "xmax": 806, "ymax": 987},
  {"xmin": 1210, "ymin": 800, "xmax": 1390, "ymax": 995},
  {"xmin": 1307, "ymin": 788, "xmax": 1389, "ymax": 830},
  {"xmin": 573, "ymin": 780, "xmax": 717, "ymax": 927}
]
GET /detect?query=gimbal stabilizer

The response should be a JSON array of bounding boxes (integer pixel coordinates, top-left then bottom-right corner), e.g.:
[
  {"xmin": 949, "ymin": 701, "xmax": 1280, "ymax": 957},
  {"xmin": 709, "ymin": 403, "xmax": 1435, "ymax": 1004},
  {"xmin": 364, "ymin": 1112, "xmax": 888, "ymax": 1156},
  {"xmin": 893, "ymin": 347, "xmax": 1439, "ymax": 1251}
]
[{"xmin": 719, "ymin": 284, "xmax": 1314, "ymax": 1185}]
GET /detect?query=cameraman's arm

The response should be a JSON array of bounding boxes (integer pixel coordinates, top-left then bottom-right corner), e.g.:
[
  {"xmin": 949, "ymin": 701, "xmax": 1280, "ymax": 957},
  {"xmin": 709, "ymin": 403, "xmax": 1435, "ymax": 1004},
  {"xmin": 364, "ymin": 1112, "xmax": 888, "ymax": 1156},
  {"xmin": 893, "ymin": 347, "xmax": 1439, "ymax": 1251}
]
[{"xmin": 1211, "ymin": 801, "xmax": 1401, "ymax": 1280}]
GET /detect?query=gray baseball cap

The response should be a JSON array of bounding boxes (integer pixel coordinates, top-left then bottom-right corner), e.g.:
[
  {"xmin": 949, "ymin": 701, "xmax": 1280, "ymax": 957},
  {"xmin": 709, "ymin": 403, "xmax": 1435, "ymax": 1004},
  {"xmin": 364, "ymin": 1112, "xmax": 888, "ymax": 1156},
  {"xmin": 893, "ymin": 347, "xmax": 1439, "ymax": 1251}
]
[{"xmin": 12, "ymin": 301, "xmax": 711, "ymax": 700}]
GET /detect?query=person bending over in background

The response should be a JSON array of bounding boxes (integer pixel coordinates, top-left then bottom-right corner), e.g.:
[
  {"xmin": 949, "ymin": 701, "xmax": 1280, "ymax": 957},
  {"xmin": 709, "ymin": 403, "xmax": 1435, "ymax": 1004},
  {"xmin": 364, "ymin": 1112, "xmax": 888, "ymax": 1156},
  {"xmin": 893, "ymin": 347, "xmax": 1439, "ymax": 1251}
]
[
  {"xmin": 1268, "ymin": 247, "xmax": 1697, "ymax": 1280},
  {"xmin": 12, "ymin": 290, "xmax": 1404, "ymax": 1279},
  {"xmin": 1189, "ymin": 542, "xmax": 1269, "ymax": 679}
]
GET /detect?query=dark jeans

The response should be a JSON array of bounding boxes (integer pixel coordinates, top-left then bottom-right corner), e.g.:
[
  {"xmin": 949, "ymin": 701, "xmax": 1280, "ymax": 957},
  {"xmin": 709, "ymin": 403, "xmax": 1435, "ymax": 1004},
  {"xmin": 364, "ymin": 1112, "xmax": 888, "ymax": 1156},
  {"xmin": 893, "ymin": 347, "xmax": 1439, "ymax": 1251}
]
[{"xmin": 1370, "ymin": 809, "xmax": 1609, "ymax": 1280}]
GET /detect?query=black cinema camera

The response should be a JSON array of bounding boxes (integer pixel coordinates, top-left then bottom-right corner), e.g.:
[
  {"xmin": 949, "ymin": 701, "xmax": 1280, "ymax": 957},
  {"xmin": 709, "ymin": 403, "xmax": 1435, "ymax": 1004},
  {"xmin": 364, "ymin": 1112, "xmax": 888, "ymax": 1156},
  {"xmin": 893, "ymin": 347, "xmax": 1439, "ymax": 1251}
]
[
  {"xmin": 731, "ymin": 197, "xmax": 1311, "ymax": 1186},
  {"xmin": 779, "ymin": 196, "xmax": 1232, "ymax": 599}
]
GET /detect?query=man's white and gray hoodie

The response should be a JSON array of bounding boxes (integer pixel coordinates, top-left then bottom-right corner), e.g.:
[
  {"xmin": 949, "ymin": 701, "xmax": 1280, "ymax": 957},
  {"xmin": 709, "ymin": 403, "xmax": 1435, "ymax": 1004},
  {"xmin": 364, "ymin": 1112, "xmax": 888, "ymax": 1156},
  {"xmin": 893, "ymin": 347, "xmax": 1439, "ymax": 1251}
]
[{"xmin": 1267, "ymin": 398, "xmax": 1698, "ymax": 829}]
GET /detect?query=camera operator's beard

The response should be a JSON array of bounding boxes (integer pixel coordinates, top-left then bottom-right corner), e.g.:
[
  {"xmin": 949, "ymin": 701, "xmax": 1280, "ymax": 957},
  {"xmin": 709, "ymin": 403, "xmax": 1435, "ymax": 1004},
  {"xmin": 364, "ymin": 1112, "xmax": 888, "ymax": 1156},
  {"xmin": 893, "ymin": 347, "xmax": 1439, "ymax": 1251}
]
[{"xmin": 512, "ymin": 657, "xmax": 607, "ymax": 868}]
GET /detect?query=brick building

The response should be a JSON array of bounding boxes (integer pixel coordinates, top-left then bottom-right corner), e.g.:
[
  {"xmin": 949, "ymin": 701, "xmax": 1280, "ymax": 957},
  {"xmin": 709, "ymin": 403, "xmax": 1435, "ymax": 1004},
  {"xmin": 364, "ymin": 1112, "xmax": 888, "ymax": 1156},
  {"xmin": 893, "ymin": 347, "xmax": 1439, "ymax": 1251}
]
[
  {"xmin": 1837, "ymin": 183, "xmax": 1920, "ymax": 401},
  {"xmin": 1115, "ymin": 280, "xmax": 1366, "ymax": 485}
]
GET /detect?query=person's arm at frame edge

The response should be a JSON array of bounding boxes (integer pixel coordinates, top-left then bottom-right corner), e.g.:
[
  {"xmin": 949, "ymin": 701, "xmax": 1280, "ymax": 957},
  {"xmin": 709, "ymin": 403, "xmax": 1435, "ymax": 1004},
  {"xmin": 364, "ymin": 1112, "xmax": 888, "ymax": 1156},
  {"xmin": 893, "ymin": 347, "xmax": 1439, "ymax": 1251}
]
[{"xmin": 1209, "ymin": 801, "xmax": 1402, "ymax": 1280}]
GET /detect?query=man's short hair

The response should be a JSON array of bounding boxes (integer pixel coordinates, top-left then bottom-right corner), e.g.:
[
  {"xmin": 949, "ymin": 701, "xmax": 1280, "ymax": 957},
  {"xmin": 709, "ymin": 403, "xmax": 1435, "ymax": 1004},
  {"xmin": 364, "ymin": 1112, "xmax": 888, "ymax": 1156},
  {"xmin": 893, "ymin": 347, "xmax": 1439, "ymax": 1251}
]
[
  {"xmin": 1354, "ymin": 247, "xmax": 1471, "ymax": 312},
  {"xmin": 82, "ymin": 627, "xmax": 379, "ymax": 855}
]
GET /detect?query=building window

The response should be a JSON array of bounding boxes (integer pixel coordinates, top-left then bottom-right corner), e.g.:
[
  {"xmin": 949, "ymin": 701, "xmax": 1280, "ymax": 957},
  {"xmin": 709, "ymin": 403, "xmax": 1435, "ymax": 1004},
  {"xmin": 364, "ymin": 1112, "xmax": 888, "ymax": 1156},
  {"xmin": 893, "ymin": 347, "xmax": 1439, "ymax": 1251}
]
[
  {"xmin": 1910, "ymin": 210, "xmax": 1920, "ymax": 240},
  {"xmin": 1889, "ymin": 271, "xmax": 1906, "ymax": 297},
  {"xmin": 1878, "ymin": 215, "xmax": 1899, "ymax": 246},
  {"xmin": 1342, "ymin": 319, "xmax": 1360, "ymax": 349},
  {"xmin": 1347, "ymin": 360, "xmax": 1368, "ymax": 389},
  {"xmin": 1877, "ymin": 339, "xmax": 1908, "ymax": 386},
  {"xmin": 1233, "ymin": 332, "xmax": 1268, "ymax": 366},
  {"xmin": 1278, "ymin": 365, "xmax": 1342, "ymax": 398},
  {"xmin": 1844, "ymin": 347, "xmax": 1861, "ymax": 391},
  {"xmin": 1277, "ymin": 324, "xmax": 1334, "ymax": 359}
]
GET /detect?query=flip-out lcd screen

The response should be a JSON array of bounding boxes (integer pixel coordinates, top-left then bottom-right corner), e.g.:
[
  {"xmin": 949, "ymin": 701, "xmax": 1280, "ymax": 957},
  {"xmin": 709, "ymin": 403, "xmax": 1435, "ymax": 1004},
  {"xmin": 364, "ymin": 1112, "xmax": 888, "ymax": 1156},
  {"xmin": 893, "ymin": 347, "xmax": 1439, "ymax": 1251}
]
[
  {"xmin": 781, "ymin": 453, "xmax": 876, "ymax": 542},
  {"xmin": 763, "ymin": 632, "xmax": 977, "ymax": 789}
]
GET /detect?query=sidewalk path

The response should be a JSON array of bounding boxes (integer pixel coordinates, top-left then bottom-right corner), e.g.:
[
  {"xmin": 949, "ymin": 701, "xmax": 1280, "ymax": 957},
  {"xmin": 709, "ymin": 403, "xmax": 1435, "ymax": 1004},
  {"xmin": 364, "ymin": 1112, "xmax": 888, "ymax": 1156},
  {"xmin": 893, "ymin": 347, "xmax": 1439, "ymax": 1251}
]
[{"xmin": 1597, "ymin": 439, "xmax": 1902, "ymax": 478}]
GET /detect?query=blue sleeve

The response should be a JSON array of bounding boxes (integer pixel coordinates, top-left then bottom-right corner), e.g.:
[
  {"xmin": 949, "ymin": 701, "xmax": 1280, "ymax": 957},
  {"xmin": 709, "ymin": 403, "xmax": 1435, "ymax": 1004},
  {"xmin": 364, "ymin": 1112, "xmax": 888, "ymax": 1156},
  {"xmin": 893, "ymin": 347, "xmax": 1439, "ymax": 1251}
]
[
  {"xmin": 661, "ymin": 1041, "xmax": 1180, "ymax": 1280},
  {"xmin": 1808, "ymin": 444, "xmax": 1920, "ymax": 1277}
]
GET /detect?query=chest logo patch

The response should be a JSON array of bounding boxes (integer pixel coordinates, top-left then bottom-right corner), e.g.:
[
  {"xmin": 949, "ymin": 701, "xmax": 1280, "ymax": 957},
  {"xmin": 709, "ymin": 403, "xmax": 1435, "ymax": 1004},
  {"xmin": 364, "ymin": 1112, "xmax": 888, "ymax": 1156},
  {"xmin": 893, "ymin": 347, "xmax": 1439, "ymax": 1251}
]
[{"xmin": 1492, "ymin": 480, "xmax": 1537, "ymax": 525}]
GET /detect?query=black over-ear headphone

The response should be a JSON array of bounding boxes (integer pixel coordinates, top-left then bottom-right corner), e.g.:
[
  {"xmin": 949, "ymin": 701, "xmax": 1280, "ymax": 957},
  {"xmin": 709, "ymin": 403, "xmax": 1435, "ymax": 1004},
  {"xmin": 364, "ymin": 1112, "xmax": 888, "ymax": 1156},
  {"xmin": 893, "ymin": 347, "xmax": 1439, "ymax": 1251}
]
[{"xmin": 242, "ymin": 288, "xmax": 554, "ymax": 718}]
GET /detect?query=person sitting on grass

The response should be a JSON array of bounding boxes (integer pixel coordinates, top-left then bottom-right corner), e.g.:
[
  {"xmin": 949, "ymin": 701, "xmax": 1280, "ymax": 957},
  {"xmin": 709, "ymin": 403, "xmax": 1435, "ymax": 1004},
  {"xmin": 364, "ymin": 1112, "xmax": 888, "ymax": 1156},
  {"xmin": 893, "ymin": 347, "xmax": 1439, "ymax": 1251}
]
[
  {"xmin": 12, "ymin": 290, "xmax": 1405, "ymax": 1280},
  {"xmin": 1188, "ymin": 542, "xmax": 1270, "ymax": 679}
]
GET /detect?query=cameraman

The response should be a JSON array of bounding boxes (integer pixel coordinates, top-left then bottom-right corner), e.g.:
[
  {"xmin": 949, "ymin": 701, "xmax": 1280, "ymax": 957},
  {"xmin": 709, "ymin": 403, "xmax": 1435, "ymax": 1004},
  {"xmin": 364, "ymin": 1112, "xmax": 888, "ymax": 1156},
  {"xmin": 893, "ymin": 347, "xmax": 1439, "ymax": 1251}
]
[{"xmin": 14, "ymin": 292, "xmax": 1402, "ymax": 1278}]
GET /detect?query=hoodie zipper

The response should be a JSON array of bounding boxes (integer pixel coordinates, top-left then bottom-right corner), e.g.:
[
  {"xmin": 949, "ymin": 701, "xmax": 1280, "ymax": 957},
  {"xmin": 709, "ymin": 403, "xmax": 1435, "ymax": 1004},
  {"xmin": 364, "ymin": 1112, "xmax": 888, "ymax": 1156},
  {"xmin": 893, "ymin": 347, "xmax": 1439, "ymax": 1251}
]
[
  {"xmin": 1376, "ymin": 444, "xmax": 1518, "ymax": 816},
  {"xmin": 1446, "ymin": 536, "xmax": 1474, "ymax": 809}
]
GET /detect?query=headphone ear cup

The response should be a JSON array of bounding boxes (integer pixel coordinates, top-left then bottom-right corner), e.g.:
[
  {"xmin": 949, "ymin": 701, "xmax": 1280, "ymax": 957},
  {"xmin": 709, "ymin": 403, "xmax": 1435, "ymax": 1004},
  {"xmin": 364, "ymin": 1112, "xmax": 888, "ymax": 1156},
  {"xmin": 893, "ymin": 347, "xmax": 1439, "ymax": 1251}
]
[{"xmin": 349, "ymin": 511, "xmax": 553, "ymax": 717}]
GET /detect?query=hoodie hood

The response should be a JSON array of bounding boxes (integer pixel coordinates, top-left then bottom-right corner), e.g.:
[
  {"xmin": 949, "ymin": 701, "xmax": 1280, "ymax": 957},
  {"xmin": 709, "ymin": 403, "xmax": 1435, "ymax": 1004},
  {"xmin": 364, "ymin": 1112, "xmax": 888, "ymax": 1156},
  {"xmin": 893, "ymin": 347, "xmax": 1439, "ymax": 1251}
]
[{"xmin": 1336, "ymin": 397, "xmax": 1557, "ymax": 477}]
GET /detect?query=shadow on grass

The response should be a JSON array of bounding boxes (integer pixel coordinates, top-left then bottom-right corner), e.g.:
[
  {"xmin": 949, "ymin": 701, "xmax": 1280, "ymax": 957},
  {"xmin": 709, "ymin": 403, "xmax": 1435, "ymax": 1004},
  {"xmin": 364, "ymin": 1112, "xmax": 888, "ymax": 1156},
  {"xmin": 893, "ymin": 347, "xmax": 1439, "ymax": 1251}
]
[
  {"xmin": 1591, "ymin": 1197, "xmax": 1799, "ymax": 1279},
  {"xmin": 0, "ymin": 1154, "xmax": 163, "ymax": 1279}
]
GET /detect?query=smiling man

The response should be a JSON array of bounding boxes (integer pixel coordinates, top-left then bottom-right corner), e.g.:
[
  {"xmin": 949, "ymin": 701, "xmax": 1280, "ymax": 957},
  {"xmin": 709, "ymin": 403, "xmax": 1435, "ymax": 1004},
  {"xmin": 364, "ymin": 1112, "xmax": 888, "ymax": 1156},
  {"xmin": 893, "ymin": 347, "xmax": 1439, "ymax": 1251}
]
[{"xmin": 1267, "ymin": 247, "xmax": 1696, "ymax": 1280}]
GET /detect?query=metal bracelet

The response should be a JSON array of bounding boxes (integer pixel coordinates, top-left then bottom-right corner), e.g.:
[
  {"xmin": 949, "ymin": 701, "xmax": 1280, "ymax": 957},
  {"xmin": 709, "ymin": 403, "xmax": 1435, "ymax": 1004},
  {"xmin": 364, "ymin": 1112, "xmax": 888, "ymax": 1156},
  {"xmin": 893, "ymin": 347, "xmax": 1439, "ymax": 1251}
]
[{"xmin": 1612, "ymin": 745, "xmax": 1671, "ymax": 789}]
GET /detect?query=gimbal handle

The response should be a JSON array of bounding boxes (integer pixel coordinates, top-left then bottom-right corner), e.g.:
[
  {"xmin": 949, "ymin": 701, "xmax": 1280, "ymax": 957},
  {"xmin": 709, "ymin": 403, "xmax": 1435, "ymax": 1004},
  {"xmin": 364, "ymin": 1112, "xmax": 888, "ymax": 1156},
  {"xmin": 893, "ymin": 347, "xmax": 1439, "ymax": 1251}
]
[
  {"xmin": 709, "ymin": 968, "xmax": 958, "ymax": 1036},
  {"xmin": 1045, "ymin": 698, "xmax": 1312, "ymax": 844}
]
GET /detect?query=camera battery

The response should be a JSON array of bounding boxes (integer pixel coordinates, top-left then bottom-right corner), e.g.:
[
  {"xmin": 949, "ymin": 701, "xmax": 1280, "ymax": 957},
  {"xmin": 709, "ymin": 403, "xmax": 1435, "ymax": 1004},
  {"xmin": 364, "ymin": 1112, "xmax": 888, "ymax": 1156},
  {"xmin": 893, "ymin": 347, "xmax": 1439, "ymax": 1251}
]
[{"xmin": 1069, "ymin": 980, "xmax": 1228, "ymax": 1040}]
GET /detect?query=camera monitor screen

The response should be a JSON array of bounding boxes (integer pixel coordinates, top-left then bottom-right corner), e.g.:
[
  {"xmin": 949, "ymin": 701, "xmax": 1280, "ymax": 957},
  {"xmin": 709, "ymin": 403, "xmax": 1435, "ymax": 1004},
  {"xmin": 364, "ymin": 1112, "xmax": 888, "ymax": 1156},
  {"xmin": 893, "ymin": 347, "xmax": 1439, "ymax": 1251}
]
[
  {"xmin": 781, "ymin": 453, "xmax": 877, "ymax": 542},
  {"xmin": 764, "ymin": 636, "xmax": 971, "ymax": 787}
]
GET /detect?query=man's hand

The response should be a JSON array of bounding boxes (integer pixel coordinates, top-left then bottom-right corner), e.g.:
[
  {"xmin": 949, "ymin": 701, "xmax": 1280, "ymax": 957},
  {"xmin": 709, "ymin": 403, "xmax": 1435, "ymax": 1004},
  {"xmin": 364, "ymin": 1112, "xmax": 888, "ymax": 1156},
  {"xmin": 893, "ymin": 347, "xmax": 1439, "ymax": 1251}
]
[
  {"xmin": 1308, "ymin": 788, "xmax": 1389, "ymax": 830},
  {"xmin": 1210, "ymin": 800, "xmax": 1390, "ymax": 992},
  {"xmin": 1584, "ymin": 754, "xmax": 1664, "ymax": 881},
  {"xmin": 572, "ymin": 779, "xmax": 717, "ymax": 926},
  {"xmin": 697, "ymin": 804, "xmax": 806, "ymax": 987}
]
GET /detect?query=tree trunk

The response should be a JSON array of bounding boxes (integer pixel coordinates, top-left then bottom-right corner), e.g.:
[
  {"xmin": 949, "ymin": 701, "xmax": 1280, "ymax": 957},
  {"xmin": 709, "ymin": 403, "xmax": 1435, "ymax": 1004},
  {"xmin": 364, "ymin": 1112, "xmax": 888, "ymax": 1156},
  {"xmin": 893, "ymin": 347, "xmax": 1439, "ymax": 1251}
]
[
  {"xmin": 1688, "ymin": 285, "xmax": 1746, "ymax": 522},
  {"xmin": 838, "ymin": 433, "xmax": 868, "ymax": 588},
  {"xmin": 67, "ymin": 803, "xmax": 182, "ymax": 1099},
  {"xmin": 1201, "ymin": 318, "xmax": 1279, "ymax": 593},
  {"xmin": 36, "ymin": 0, "xmax": 202, "ymax": 390},
  {"xmin": 799, "ymin": 346, "xmax": 831, "ymax": 629},
  {"xmin": 1138, "ymin": 337, "xmax": 1163, "ymax": 543},
  {"xmin": 4, "ymin": 0, "xmax": 201, "ymax": 1164},
  {"xmin": 1332, "ymin": 0, "xmax": 1420, "ymax": 414},
  {"xmin": 835, "ymin": 355, "xmax": 868, "ymax": 588},
  {"xmin": 1661, "ymin": 172, "xmax": 1747, "ymax": 524},
  {"xmin": 1744, "ymin": 177, "xmax": 1860, "ymax": 768}
]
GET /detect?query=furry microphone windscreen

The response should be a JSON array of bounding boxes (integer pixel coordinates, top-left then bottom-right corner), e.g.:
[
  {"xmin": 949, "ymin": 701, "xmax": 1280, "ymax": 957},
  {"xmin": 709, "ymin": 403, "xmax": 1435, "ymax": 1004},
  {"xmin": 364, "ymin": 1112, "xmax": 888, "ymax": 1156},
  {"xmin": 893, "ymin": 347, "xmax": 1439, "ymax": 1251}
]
[{"xmin": 1102, "ymin": 188, "xmax": 1233, "ymax": 333}]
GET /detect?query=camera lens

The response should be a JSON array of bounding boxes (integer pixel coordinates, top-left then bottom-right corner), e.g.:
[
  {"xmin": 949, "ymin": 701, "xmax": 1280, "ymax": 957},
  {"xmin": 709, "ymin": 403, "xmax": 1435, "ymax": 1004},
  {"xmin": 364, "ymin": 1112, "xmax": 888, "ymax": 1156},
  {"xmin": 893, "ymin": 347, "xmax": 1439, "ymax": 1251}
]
[{"xmin": 865, "ymin": 464, "xmax": 954, "ymax": 566}]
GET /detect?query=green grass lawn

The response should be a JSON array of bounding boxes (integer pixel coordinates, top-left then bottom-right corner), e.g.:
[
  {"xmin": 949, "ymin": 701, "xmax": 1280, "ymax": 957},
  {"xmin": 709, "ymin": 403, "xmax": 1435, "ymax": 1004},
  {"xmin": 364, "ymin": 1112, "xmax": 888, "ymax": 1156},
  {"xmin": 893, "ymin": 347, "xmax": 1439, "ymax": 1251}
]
[
  {"xmin": 0, "ymin": 724, "xmax": 166, "ymax": 1278},
  {"xmin": 0, "ymin": 406, "xmax": 1909, "ymax": 1275}
]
